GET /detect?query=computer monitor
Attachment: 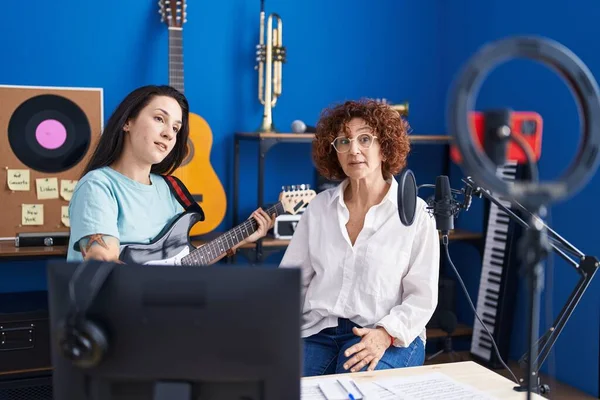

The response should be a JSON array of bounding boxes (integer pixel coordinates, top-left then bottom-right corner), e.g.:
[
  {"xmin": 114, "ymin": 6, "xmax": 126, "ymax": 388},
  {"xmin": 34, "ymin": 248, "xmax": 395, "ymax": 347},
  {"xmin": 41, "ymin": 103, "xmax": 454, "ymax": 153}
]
[{"xmin": 46, "ymin": 260, "xmax": 301, "ymax": 400}]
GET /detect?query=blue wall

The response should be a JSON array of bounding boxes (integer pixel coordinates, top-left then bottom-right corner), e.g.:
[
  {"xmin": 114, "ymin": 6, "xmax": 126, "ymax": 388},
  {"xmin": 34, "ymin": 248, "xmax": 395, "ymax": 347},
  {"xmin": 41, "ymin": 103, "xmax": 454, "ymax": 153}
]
[
  {"xmin": 2, "ymin": 0, "xmax": 599, "ymax": 396},
  {"xmin": 440, "ymin": 0, "xmax": 600, "ymax": 396},
  {"xmin": 0, "ymin": 0, "xmax": 445, "ymax": 226}
]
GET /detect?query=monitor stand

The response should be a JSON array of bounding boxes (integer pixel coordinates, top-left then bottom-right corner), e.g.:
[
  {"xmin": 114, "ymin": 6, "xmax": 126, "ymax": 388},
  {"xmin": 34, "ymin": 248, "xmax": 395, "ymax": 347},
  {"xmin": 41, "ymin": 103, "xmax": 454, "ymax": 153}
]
[{"xmin": 154, "ymin": 382, "xmax": 191, "ymax": 400}]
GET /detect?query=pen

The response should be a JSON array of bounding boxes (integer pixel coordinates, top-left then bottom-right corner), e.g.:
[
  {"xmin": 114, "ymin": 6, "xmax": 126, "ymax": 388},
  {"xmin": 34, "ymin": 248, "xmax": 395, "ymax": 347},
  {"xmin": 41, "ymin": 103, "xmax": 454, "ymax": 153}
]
[
  {"xmin": 337, "ymin": 379, "xmax": 356, "ymax": 400},
  {"xmin": 350, "ymin": 380, "xmax": 365, "ymax": 399}
]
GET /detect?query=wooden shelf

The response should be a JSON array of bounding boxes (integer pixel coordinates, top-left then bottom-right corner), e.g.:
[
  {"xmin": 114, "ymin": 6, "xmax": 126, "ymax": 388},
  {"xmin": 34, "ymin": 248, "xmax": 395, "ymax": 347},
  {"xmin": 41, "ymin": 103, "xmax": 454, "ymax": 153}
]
[
  {"xmin": 192, "ymin": 229, "xmax": 482, "ymax": 249},
  {"xmin": 235, "ymin": 132, "xmax": 451, "ymax": 144},
  {"xmin": 0, "ymin": 229, "xmax": 482, "ymax": 259},
  {"xmin": 0, "ymin": 240, "xmax": 67, "ymax": 258},
  {"xmin": 427, "ymin": 323, "xmax": 473, "ymax": 339}
]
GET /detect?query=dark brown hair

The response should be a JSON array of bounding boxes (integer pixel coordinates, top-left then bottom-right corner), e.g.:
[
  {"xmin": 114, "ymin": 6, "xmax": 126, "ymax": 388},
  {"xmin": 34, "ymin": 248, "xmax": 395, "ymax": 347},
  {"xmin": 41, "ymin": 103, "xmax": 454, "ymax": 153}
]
[
  {"xmin": 81, "ymin": 85, "xmax": 190, "ymax": 177},
  {"xmin": 312, "ymin": 99, "xmax": 411, "ymax": 180}
]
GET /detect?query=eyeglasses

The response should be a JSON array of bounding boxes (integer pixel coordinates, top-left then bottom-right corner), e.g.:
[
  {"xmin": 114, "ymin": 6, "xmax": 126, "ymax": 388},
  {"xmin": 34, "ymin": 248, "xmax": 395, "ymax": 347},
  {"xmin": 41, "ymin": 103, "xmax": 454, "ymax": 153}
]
[{"xmin": 331, "ymin": 133, "xmax": 378, "ymax": 153}]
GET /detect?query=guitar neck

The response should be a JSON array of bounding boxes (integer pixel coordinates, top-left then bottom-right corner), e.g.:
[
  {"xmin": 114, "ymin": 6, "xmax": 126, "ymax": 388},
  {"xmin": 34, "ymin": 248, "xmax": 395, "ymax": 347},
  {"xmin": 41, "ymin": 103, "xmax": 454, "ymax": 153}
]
[
  {"xmin": 182, "ymin": 202, "xmax": 286, "ymax": 266},
  {"xmin": 168, "ymin": 27, "xmax": 184, "ymax": 93}
]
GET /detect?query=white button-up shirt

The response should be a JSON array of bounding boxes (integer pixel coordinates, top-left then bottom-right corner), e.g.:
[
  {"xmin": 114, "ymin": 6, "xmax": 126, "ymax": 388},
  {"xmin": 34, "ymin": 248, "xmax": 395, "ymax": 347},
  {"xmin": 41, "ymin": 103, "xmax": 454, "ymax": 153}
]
[{"xmin": 280, "ymin": 177, "xmax": 440, "ymax": 347}]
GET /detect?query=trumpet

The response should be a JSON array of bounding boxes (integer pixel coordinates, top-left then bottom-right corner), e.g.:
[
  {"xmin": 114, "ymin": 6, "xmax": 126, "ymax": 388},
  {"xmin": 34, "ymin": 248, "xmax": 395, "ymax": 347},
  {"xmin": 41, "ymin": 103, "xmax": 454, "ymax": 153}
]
[
  {"xmin": 255, "ymin": 0, "xmax": 286, "ymax": 133},
  {"xmin": 390, "ymin": 101, "xmax": 409, "ymax": 117},
  {"xmin": 376, "ymin": 98, "xmax": 410, "ymax": 117}
]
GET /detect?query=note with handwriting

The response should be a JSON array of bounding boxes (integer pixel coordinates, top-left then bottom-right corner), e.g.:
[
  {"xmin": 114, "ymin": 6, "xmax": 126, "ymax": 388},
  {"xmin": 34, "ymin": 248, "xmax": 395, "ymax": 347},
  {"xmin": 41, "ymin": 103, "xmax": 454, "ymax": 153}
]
[
  {"xmin": 61, "ymin": 205, "xmax": 70, "ymax": 227},
  {"xmin": 60, "ymin": 179, "xmax": 77, "ymax": 201},
  {"xmin": 36, "ymin": 177, "xmax": 59, "ymax": 200},
  {"xmin": 7, "ymin": 169, "xmax": 30, "ymax": 191},
  {"xmin": 22, "ymin": 204, "xmax": 44, "ymax": 225}
]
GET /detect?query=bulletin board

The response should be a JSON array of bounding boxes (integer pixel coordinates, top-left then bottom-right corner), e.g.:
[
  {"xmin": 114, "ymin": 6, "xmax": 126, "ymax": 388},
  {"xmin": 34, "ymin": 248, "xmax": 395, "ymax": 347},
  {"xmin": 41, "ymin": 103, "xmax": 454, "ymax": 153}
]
[{"xmin": 0, "ymin": 85, "xmax": 103, "ymax": 239}]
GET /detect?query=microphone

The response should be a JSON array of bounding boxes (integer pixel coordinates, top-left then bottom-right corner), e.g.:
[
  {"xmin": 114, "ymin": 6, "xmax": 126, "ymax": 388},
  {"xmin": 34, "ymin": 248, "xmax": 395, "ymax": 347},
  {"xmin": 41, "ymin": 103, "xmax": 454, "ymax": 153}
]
[
  {"xmin": 462, "ymin": 184, "xmax": 474, "ymax": 211},
  {"xmin": 433, "ymin": 175, "xmax": 460, "ymax": 238},
  {"xmin": 291, "ymin": 120, "xmax": 316, "ymax": 133}
]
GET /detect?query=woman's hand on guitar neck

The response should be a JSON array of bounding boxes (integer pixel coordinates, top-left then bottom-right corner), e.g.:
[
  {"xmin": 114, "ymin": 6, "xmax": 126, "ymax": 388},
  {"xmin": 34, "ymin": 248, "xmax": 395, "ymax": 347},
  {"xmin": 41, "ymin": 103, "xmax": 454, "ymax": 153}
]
[{"xmin": 243, "ymin": 208, "xmax": 276, "ymax": 244}]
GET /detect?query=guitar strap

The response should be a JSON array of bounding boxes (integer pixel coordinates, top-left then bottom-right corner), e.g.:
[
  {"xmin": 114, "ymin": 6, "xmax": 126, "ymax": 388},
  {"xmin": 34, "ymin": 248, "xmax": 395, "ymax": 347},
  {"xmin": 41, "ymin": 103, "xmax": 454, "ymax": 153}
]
[{"xmin": 162, "ymin": 175, "xmax": 205, "ymax": 221}]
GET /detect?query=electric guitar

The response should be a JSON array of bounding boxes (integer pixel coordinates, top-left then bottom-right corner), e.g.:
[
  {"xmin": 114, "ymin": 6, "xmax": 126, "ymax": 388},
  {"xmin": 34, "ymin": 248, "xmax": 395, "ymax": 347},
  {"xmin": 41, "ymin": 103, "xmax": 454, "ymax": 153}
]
[
  {"xmin": 118, "ymin": 185, "xmax": 316, "ymax": 266},
  {"xmin": 159, "ymin": 0, "xmax": 227, "ymax": 236}
]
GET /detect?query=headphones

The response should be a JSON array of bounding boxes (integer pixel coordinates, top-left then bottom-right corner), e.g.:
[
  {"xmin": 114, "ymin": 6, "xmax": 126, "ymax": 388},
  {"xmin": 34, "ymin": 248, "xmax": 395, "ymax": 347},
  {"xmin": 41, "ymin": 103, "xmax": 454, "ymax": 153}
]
[{"xmin": 57, "ymin": 260, "xmax": 117, "ymax": 369}]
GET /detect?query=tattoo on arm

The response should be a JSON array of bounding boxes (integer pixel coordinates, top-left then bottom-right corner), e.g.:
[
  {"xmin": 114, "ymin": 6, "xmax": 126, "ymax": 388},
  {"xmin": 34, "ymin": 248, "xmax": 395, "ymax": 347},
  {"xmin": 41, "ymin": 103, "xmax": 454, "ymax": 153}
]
[{"xmin": 79, "ymin": 234, "xmax": 112, "ymax": 257}]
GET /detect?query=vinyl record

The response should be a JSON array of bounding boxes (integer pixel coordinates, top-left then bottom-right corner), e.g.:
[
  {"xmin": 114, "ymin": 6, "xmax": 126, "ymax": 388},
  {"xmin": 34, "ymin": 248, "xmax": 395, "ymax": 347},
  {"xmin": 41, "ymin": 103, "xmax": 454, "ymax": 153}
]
[{"xmin": 8, "ymin": 94, "xmax": 92, "ymax": 173}]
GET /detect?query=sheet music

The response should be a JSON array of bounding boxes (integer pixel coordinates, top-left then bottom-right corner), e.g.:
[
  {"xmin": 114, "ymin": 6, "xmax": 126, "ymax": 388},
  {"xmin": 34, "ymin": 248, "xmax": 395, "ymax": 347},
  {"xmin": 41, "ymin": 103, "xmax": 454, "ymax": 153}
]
[
  {"xmin": 301, "ymin": 372, "xmax": 495, "ymax": 400},
  {"xmin": 375, "ymin": 372, "xmax": 495, "ymax": 399}
]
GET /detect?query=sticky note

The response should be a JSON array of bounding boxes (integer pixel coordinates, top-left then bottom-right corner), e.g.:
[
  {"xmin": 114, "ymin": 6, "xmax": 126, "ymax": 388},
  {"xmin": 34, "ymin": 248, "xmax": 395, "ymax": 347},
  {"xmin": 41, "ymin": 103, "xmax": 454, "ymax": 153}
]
[
  {"xmin": 36, "ymin": 177, "xmax": 59, "ymax": 200},
  {"xmin": 7, "ymin": 169, "xmax": 30, "ymax": 191},
  {"xmin": 22, "ymin": 204, "xmax": 44, "ymax": 225},
  {"xmin": 61, "ymin": 205, "xmax": 70, "ymax": 227},
  {"xmin": 60, "ymin": 180, "xmax": 77, "ymax": 201}
]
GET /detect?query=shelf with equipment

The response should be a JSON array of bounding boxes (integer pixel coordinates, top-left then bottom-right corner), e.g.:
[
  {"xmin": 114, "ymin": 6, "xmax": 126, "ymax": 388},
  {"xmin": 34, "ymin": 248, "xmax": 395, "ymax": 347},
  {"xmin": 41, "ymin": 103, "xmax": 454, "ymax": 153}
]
[{"xmin": 232, "ymin": 132, "xmax": 482, "ymax": 262}]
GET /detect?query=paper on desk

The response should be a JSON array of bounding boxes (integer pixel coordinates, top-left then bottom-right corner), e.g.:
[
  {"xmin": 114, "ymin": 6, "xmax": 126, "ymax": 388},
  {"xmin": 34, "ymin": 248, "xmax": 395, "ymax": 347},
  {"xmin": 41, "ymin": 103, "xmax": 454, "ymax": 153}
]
[
  {"xmin": 301, "ymin": 372, "xmax": 494, "ymax": 400},
  {"xmin": 374, "ymin": 372, "xmax": 495, "ymax": 400},
  {"xmin": 302, "ymin": 377, "xmax": 368, "ymax": 400}
]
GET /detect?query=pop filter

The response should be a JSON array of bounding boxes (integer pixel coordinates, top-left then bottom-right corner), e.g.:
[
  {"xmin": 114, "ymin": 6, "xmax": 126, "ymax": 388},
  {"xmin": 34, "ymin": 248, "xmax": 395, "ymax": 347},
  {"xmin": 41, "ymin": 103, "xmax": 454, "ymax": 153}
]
[{"xmin": 397, "ymin": 168, "xmax": 417, "ymax": 226}]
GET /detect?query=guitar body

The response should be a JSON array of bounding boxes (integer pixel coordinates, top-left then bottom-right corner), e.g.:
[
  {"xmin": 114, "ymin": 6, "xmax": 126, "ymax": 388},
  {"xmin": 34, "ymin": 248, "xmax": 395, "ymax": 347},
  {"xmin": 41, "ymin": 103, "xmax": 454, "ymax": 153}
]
[
  {"xmin": 119, "ymin": 211, "xmax": 201, "ymax": 266},
  {"xmin": 172, "ymin": 112, "xmax": 227, "ymax": 236}
]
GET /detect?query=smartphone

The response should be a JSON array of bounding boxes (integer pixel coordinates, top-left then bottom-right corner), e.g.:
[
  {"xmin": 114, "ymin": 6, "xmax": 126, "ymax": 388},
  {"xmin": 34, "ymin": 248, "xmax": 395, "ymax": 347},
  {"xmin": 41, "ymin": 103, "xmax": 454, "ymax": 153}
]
[{"xmin": 450, "ymin": 111, "xmax": 543, "ymax": 164}]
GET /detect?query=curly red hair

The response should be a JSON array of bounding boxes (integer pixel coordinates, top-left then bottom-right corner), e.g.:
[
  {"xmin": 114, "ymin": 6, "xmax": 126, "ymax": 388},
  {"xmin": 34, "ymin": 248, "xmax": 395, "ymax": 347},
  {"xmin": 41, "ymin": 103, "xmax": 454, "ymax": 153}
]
[{"xmin": 312, "ymin": 99, "xmax": 411, "ymax": 180}]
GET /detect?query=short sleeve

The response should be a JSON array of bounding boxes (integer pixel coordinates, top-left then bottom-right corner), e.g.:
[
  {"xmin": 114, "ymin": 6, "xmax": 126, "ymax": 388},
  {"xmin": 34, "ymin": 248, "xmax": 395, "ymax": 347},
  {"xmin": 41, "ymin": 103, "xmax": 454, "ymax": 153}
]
[{"xmin": 69, "ymin": 179, "xmax": 119, "ymax": 252}]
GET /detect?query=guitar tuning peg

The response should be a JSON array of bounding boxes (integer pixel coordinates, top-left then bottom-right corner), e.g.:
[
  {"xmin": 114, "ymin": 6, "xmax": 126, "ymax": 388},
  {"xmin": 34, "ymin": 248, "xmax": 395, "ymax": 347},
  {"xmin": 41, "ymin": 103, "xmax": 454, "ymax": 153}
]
[
  {"xmin": 281, "ymin": 185, "xmax": 285, "ymax": 191},
  {"xmin": 306, "ymin": 184, "xmax": 311, "ymax": 190},
  {"xmin": 291, "ymin": 185, "xmax": 296, "ymax": 190},
  {"xmin": 286, "ymin": 185, "xmax": 291, "ymax": 191},
  {"xmin": 300, "ymin": 184, "xmax": 306, "ymax": 190}
]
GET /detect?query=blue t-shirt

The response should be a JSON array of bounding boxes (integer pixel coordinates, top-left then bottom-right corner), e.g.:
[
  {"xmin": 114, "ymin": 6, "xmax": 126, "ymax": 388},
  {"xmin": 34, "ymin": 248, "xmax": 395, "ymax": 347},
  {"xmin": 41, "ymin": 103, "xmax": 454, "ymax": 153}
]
[{"xmin": 66, "ymin": 167, "xmax": 184, "ymax": 262}]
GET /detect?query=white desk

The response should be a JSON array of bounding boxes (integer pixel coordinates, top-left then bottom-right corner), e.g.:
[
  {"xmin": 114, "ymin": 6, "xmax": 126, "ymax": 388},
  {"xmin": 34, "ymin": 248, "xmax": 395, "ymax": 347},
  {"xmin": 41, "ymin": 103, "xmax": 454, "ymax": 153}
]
[{"xmin": 303, "ymin": 361, "xmax": 544, "ymax": 399}]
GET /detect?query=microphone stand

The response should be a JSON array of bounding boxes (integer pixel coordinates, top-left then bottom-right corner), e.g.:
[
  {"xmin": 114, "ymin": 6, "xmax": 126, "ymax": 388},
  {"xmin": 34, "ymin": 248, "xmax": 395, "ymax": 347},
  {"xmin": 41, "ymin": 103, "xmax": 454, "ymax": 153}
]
[{"xmin": 462, "ymin": 176, "xmax": 599, "ymax": 395}]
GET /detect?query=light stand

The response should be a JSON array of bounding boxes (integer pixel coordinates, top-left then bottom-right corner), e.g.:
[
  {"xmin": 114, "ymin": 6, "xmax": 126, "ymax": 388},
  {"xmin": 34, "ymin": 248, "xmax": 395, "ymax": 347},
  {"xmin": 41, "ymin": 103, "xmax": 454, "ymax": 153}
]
[
  {"xmin": 463, "ymin": 176, "xmax": 599, "ymax": 394},
  {"xmin": 447, "ymin": 36, "xmax": 600, "ymax": 400}
]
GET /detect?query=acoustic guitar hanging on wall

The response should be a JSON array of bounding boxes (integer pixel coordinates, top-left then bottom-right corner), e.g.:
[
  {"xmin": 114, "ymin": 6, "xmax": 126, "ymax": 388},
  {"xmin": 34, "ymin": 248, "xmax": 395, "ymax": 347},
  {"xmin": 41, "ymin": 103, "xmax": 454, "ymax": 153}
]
[{"xmin": 159, "ymin": 0, "xmax": 227, "ymax": 236}]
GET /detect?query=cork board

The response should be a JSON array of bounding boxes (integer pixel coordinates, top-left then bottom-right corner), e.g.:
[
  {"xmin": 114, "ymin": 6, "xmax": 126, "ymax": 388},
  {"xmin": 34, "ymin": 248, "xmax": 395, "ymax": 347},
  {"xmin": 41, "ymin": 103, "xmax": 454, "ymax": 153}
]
[{"xmin": 0, "ymin": 85, "xmax": 103, "ymax": 239}]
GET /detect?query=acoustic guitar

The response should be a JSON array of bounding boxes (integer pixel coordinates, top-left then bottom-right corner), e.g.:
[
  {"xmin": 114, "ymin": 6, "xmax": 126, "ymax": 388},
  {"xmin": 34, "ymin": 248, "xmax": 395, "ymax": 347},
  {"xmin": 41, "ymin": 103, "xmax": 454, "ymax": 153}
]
[
  {"xmin": 118, "ymin": 185, "xmax": 316, "ymax": 266},
  {"xmin": 159, "ymin": 0, "xmax": 227, "ymax": 236}
]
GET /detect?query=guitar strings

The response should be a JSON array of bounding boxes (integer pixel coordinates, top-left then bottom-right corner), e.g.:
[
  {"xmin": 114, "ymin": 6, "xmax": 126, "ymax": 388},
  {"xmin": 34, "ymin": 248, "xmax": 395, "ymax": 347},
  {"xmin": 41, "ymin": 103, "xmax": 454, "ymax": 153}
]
[
  {"xmin": 182, "ymin": 203, "xmax": 284, "ymax": 266},
  {"xmin": 168, "ymin": 28, "xmax": 184, "ymax": 92}
]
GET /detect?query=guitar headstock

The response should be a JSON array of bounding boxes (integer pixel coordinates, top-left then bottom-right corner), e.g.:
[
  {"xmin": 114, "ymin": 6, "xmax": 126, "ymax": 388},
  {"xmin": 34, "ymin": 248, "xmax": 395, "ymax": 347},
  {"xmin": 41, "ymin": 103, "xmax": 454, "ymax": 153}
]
[
  {"xmin": 158, "ymin": 0, "xmax": 187, "ymax": 28},
  {"xmin": 279, "ymin": 184, "xmax": 317, "ymax": 215}
]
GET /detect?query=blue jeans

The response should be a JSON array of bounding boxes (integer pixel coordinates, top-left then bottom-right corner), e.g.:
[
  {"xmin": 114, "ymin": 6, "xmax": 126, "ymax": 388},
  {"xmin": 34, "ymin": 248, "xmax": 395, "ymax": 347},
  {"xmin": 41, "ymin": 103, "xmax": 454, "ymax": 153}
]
[{"xmin": 303, "ymin": 318, "xmax": 425, "ymax": 377}]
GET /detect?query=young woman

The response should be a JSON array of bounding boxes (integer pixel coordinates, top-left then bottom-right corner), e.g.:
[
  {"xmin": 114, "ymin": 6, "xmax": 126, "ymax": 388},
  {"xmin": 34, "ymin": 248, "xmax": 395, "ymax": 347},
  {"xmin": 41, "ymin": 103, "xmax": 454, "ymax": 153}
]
[
  {"xmin": 67, "ymin": 85, "xmax": 274, "ymax": 263},
  {"xmin": 280, "ymin": 99, "xmax": 440, "ymax": 376}
]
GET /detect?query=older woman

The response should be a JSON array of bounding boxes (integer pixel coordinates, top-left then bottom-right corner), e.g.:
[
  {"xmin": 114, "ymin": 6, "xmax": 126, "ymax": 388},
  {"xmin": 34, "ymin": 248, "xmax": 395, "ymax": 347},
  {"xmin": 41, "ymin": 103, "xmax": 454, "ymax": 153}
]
[{"xmin": 280, "ymin": 99, "xmax": 440, "ymax": 376}]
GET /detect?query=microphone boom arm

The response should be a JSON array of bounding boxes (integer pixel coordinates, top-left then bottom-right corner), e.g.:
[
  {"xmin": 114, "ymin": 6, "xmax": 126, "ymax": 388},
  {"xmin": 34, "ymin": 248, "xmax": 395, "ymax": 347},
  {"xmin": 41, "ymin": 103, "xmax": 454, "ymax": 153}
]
[{"xmin": 462, "ymin": 176, "xmax": 599, "ymax": 391}]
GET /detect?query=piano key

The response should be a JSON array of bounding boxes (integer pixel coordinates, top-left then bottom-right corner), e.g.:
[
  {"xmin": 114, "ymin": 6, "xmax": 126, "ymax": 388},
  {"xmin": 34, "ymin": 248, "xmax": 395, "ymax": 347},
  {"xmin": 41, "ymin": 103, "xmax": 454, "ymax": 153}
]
[{"xmin": 471, "ymin": 161, "xmax": 519, "ymax": 367}]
